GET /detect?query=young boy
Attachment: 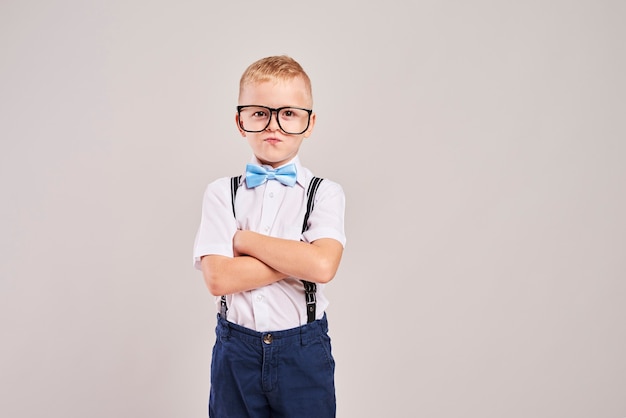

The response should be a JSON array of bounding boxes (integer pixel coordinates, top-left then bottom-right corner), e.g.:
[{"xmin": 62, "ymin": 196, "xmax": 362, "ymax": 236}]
[{"xmin": 193, "ymin": 55, "xmax": 346, "ymax": 417}]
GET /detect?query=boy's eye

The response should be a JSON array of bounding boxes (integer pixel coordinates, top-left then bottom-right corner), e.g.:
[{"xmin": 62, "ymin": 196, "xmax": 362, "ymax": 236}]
[
  {"xmin": 253, "ymin": 110, "xmax": 267, "ymax": 117},
  {"xmin": 280, "ymin": 108, "xmax": 298, "ymax": 118}
]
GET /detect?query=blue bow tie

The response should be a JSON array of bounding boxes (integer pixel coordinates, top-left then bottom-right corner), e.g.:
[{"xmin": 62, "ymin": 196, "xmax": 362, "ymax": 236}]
[{"xmin": 245, "ymin": 163, "xmax": 297, "ymax": 188}]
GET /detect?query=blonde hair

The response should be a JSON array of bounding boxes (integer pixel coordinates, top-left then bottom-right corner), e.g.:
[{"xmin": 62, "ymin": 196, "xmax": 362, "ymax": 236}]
[{"xmin": 239, "ymin": 55, "xmax": 313, "ymax": 105}]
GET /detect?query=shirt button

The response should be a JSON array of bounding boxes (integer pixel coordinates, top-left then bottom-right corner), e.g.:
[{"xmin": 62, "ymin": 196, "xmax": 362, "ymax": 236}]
[
  {"xmin": 263, "ymin": 334, "xmax": 273, "ymax": 344},
  {"xmin": 264, "ymin": 226, "xmax": 270, "ymax": 232},
  {"xmin": 269, "ymin": 192, "xmax": 274, "ymax": 198},
  {"xmin": 256, "ymin": 294, "xmax": 264, "ymax": 302}
]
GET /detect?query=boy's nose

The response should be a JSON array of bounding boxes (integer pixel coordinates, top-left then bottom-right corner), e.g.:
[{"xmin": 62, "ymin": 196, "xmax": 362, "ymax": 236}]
[{"xmin": 266, "ymin": 111, "xmax": 281, "ymax": 131}]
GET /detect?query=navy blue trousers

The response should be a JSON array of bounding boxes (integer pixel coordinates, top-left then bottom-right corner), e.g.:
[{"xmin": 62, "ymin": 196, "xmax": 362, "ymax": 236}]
[{"xmin": 209, "ymin": 314, "xmax": 336, "ymax": 418}]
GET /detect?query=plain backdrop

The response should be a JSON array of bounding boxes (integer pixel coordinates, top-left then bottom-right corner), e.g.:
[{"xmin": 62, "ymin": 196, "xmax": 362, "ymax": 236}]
[{"xmin": 1, "ymin": 1, "xmax": 625, "ymax": 417}]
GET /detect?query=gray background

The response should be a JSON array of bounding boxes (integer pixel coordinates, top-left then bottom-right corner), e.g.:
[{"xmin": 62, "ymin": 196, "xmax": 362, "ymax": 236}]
[{"xmin": 1, "ymin": 1, "xmax": 625, "ymax": 417}]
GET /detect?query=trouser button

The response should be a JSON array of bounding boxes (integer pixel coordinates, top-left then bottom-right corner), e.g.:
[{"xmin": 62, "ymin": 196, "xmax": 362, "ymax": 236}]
[{"xmin": 263, "ymin": 333, "xmax": 273, "ymax": 344}]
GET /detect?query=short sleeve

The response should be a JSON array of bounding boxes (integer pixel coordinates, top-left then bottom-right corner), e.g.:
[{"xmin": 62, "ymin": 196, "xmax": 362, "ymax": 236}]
[
  {"xmin": 301, "ymin": 179, "xmax": 346, "ymax": 247},
  {"xmin": 192, "ymin": 177, "xmax": 238, "ymax": 269}
]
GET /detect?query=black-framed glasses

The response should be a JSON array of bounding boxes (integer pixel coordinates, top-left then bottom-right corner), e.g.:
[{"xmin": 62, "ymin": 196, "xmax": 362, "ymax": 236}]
[{"xmin": 237, "ymin": 105, "xmax": 313, "ymax": 135}]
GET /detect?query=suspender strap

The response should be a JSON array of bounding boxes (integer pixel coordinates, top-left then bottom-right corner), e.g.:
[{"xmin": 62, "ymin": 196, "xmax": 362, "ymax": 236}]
[
  {"xmin": 221, "ymin": 175, "xmax": 242, "ymax": 318},
  {"xmin": 225, "ymin": 175, "xmax": 324, "ymax": 323},
  {"xmin": 301, "ymin": 176, "xmax": 323, "ymax": 323},
  {"xmin": 230, "ymin": 175, "xmax": 241, "ymax": 217},
  {"xmin": 302, "ymin": 176, "xmax": 323, "ymax": 233}
]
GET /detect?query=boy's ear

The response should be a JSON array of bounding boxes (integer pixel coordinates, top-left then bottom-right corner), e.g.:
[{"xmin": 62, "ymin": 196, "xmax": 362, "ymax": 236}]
[
  {"xmin": 303, "ymin": 112, "xmax": 316, "ymax": 138},
  {"xmin": 235, "ymin": 114, "xmax": 246, "ymax": 137}
]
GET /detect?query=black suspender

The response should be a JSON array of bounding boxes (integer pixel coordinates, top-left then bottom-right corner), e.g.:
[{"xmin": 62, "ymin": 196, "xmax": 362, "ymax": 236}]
[
  {"xmin": 223, "ymin": 175, "xmax": 324, "ymax": 323},
  {"xmin": 230, "ymin": 175, "xmax": 241, "ymax": 217},
  {"xmin": 302, "ymin": 176, "xmax": 323, "ymax": 233},
  {"xmin": 220, "ymin": 175, "xmax": 243, "ymax": 319},
  {"xmin": 301, "ymin": 176, "xmax": 324, "ymax": 323}
]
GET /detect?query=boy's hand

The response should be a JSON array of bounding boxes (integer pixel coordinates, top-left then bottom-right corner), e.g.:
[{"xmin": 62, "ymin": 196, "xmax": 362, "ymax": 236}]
[{"xmin": 232, "ymin": 229, "xmax": 250, "ymax": 257}]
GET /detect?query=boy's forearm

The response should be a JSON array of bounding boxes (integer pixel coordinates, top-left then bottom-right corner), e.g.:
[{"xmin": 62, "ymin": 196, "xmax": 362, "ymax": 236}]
[
  {"xmin": 233, "ymin": 230, "xmax": 343, "ymax": 284},
  {"xmin": 201, "ymin": 254, "xmax": 287, "ymax": 296}
]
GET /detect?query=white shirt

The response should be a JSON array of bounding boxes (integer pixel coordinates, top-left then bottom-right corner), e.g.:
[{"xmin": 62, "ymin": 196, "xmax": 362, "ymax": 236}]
[{"xmin": 193, "ymin": 156, "xmax": 346, "ymax": 331}]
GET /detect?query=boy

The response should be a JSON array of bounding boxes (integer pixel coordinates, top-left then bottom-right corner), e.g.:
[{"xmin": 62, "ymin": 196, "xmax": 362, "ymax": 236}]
[{"xmin": 193, "ymin": 55, "xmax": 346, "ymax": 417}]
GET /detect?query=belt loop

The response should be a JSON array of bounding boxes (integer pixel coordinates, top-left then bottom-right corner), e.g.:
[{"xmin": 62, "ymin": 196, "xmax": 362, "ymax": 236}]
[
  {"xmin": 217, "ymin": 314, "xmax": 231, "ymax": 339},
  {"xmin": 320, "ymin": 312, "xmax": 328, "ymax": 333}
]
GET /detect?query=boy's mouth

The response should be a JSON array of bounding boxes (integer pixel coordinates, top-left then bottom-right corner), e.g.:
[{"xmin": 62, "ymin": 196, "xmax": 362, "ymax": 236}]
[{"xmin": 264, "ymin": 137, "xmax": 281, "ymax": 144}]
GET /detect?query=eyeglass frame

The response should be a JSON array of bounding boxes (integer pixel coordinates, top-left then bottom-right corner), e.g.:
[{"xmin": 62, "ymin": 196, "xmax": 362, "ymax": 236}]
[{"xmin": 236, "ymin": 105, "xmax": 313, "ymax": 135}]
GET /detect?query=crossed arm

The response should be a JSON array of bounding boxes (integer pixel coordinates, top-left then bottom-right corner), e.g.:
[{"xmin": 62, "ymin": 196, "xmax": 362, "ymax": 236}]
[{"xmin": 201, "ymin": 230, "xmax": 343, "ymax": 297}]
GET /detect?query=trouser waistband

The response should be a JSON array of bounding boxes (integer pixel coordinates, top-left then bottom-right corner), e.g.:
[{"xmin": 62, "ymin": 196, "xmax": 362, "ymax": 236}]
[{"xmin": 216, "ymin": 313, "xmax": 328, "ymax": 347}]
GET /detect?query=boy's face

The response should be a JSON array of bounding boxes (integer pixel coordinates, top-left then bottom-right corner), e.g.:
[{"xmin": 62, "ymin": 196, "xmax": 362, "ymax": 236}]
[{"xmin": 236, "ymin": 77, "xmax": 315, "ymax": 168}]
